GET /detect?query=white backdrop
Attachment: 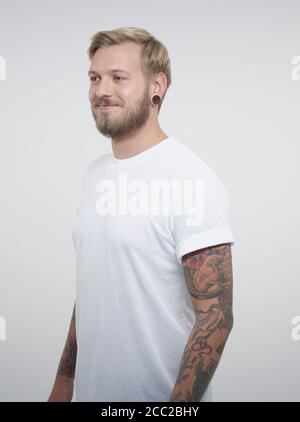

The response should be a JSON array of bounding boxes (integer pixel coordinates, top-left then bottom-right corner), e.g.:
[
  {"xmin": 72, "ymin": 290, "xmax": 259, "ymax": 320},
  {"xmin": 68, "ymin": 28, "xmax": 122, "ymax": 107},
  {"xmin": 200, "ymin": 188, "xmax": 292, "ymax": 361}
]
[{"xmin": 0, "ymin": 0, "xmax": 299, "ymax": 401}]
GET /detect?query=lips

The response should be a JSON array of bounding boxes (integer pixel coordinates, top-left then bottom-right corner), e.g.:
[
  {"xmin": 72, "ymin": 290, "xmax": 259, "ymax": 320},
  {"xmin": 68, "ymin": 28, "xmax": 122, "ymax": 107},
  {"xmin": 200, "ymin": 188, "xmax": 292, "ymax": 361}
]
[
  {"xmin": 96, "ymin": 103, "xmax": 118, "ymax": 107},
  {"xmin": 96, "ymin": 104, "xmax": 119, "ymax": 111}
]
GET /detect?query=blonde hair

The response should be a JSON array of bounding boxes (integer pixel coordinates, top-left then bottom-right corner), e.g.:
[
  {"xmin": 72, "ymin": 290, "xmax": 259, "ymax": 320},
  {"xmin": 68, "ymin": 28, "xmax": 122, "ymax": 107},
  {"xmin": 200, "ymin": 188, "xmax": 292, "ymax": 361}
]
[{"xmin": 87, "ymin": 26, "xmax": 172, "ymax": 113}]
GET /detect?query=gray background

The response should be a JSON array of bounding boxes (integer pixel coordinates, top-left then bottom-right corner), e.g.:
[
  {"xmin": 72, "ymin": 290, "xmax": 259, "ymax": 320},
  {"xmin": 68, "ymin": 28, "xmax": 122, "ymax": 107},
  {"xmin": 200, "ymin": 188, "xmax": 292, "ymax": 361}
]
[{"xmin": 0, "ymin": 0, "xmax": 299, "ymax": 401}]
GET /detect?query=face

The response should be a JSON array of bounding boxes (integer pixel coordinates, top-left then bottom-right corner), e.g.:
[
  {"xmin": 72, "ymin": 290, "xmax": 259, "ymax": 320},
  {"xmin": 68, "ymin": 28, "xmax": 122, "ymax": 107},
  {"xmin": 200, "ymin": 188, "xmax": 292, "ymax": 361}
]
[{"xmin": 88, "ymin": 41, "xmax": 152, "ymax": 139}]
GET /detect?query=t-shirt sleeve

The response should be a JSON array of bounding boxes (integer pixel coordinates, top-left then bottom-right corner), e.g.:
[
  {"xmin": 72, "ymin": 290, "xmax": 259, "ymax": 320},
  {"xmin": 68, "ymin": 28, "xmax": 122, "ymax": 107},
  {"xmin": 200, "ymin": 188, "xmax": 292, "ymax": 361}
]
[{"xmin": 170, "ymin": 166, "xmax": 235, "ymax": 265}]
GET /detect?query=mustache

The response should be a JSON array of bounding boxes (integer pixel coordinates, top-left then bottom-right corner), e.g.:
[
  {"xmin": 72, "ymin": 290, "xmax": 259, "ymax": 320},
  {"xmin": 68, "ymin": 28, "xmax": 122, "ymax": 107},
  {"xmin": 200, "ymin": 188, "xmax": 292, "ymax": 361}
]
[{"xmin": 94, "ymin": 100, "xmax": 119, "ymax": 107}]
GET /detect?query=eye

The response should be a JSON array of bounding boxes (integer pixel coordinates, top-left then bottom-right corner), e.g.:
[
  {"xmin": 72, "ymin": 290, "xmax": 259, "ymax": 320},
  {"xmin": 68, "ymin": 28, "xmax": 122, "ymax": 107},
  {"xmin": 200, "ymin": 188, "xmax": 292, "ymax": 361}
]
[{"xmin": 89, "ymin": 75, "xmax": 125, "ymax": 82}]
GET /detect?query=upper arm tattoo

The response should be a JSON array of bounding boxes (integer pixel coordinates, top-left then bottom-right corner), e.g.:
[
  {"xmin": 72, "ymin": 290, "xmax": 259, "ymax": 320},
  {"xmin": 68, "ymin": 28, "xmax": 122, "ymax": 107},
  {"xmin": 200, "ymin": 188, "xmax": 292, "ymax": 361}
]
[{"xmin": 182, "ymin": 243, "xmax": 233, "ymax": 331}]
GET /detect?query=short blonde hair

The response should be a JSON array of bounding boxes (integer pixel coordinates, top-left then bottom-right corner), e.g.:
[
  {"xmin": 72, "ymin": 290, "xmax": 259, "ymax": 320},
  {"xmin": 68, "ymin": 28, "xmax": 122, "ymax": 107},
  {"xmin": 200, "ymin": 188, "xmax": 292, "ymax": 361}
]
[{"xmin": 87, "ymin": 26, "xmax": 172, "ymax": 113}]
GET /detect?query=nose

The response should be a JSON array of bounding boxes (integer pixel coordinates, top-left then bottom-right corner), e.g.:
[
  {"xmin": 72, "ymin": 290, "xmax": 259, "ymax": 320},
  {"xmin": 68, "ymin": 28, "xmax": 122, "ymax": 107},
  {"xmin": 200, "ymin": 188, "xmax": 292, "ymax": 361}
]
[{"xmin": 93, "ymin": 76, "xmax": 114, "ymax": 100}]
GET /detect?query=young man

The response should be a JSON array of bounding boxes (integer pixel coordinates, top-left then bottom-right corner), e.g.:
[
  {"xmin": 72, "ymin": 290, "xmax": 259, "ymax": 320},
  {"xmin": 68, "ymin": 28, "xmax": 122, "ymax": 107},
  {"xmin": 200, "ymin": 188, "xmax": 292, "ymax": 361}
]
[{"xmin": 48, "ymin": 26, "xmax": 235, "ymax": 402}]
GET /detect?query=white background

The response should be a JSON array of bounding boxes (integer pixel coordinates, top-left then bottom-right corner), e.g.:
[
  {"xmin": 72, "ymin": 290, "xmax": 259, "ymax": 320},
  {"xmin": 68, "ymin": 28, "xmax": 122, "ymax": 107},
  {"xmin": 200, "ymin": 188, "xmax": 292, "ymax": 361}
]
[{"xmin": 0, "ymin": 0, "xmax": 299, "ymax": 401}]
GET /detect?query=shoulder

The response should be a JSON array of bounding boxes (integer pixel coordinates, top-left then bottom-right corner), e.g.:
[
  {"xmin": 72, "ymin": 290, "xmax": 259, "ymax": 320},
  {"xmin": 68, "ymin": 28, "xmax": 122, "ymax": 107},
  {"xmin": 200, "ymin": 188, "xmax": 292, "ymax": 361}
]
[
  {"xmin": 84, "ymin": 152, "xmax": 112, "ymax": 174},
  {"xmin": 170, "ymin": 138, "xmax": 225, "ymax": 185},
  {"xmin": 80, "ymin": 152, "xmax": 112, "ymax": 187}
]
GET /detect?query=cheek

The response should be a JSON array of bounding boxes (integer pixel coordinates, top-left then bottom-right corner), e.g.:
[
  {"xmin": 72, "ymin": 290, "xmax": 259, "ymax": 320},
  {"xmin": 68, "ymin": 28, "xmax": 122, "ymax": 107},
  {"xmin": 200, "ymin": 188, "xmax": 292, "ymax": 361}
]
[
  {"xmin": 89, "ymin": 86, "xmax": 96, "ymax": 103},
  {"xmin": 119, "ymin": 82, "xmax": 137, "ymax": 99}
]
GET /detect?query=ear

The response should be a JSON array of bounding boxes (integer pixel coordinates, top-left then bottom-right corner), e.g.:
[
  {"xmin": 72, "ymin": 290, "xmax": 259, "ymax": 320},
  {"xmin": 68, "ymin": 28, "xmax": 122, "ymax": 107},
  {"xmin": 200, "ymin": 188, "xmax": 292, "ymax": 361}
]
[{"xmin": 151, "ymin": 72, "xmax": 168, "ymax": 98}]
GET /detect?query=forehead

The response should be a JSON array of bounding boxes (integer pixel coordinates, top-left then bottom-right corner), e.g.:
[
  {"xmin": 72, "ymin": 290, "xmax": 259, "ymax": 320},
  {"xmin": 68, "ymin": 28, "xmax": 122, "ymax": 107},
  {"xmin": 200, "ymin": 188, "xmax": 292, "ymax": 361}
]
[{"xmin": 89, "ymin": 41, "xmax": 143, "ymax": 75}]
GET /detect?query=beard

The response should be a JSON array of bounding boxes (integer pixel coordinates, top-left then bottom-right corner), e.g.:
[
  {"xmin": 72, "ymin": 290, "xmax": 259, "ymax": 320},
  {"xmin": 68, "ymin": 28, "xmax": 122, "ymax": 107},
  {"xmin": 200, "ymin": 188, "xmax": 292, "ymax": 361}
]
[{"xmin": 91, "ymin": 83, "xmax": 151, "ymax": 139}]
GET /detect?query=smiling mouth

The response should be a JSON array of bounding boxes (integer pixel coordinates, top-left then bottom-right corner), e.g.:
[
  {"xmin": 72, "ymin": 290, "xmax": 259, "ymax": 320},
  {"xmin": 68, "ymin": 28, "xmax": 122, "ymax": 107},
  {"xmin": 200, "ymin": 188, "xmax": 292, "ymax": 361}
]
[{"xmin": 97, "ymin": 105, "xmax": 118, "ymax": 111}]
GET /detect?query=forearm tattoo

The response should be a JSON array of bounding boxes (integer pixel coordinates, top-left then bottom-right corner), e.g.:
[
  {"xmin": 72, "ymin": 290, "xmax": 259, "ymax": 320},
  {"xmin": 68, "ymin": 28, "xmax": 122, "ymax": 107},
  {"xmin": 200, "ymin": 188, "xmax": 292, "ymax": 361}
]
[
  {"xmin": 57, "ymin": 304, "xmax": 77, "ymax": 378},
  {"xmin": 170, "ymin": 243, "xmax": 233, "ymax": 401}
]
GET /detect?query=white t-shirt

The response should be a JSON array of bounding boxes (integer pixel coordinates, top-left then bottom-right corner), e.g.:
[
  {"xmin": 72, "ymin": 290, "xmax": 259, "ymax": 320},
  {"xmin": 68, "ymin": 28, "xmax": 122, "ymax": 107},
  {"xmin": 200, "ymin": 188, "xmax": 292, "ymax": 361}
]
[{"xmin": 72, "ymin": 137, "xmax": 235, "ymax": 402}]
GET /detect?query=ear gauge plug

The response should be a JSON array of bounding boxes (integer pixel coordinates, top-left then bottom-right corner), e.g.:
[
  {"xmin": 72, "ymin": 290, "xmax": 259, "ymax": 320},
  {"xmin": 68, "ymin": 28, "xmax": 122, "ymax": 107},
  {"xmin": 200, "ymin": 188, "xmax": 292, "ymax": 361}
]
[{"xmin": 152, "ymin": 95, "xmax": 161, "ymax": 105}]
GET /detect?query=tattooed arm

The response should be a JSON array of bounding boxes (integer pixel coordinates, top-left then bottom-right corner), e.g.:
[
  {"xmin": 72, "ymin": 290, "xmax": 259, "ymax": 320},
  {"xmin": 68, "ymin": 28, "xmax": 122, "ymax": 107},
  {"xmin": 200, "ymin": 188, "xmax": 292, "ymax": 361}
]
[
  {"xmin": 48, "ymin": 302, "xmax": 77, "ymax": 402},
  {"xmin": 169, "ymin": 243, "xmax": 233, "ymax": 402}
]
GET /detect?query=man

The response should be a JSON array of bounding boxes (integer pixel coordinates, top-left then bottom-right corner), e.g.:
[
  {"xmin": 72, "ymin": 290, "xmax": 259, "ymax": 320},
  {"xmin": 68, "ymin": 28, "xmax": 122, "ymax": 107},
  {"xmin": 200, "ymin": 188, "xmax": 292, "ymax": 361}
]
[{"xmin": 48, "ymin": 26, "xmax": 235, "ymax": 402}]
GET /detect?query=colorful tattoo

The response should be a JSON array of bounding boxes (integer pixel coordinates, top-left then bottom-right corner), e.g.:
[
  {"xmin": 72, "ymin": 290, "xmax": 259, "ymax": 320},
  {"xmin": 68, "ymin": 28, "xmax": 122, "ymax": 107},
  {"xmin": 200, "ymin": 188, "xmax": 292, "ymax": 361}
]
[{"xmin": 170, "ymin": 243, "xmax": 233, "ymax": 401}]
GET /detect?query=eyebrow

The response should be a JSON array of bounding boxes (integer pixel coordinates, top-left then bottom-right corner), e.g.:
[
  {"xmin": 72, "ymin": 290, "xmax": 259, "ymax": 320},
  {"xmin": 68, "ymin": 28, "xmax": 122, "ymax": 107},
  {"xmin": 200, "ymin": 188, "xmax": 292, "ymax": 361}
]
[{"xmin": 88, "ymin": 69, "xmax": 130, "ymax": 76}]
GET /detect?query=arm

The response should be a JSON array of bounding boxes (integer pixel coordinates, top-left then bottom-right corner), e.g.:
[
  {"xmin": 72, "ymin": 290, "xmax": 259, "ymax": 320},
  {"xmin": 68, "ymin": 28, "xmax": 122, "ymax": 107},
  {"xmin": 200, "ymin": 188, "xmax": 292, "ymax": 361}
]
[
  {"xmin": 169, "ymin": 243, "xmax": 233, "ymax": 402},
  {"xmin": 48, "ymin": 302, "xmax": 77, "ymax": 402}
]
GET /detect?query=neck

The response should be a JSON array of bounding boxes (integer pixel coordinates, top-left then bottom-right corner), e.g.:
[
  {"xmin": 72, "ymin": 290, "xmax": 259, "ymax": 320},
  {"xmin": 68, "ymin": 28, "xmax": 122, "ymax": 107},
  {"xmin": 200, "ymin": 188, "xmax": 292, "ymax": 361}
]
[{"xmin": 111, "ymin": 128, "xmax": 168, "ymax": 160}]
